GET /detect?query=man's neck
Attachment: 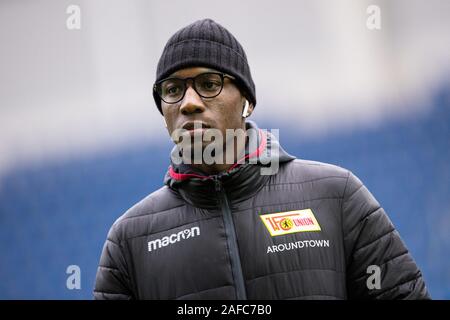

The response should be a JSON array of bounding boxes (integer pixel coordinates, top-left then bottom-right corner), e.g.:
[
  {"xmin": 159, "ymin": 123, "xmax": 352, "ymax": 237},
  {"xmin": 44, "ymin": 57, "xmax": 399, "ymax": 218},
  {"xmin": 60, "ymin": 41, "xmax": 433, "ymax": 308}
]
[{"xmin": 192, "ymin": 162, "xmax": 233, "ymax": 176}]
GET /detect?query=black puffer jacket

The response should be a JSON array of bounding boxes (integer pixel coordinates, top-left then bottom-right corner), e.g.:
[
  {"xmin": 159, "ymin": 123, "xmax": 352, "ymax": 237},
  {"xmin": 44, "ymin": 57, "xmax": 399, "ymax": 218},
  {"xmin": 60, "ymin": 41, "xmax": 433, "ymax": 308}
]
[{"xmin": 94, "ymin": 121, "xmax": 430, "ymax": 300}]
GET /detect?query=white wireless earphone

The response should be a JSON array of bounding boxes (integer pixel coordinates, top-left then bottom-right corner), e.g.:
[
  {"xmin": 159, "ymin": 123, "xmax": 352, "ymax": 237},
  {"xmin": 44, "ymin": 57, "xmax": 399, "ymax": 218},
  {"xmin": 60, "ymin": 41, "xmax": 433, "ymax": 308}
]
[{"xmin": 242, "ymin": 100, "xmax": 250, "ymax": 118}]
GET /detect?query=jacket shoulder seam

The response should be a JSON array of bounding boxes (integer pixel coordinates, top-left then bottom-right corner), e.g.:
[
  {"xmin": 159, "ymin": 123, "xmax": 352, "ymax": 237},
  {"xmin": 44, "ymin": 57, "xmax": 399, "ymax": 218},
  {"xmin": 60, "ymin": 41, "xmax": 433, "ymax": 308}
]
[
  {"xmin": 353, "ymin": 227, "xmax": 396, "ymax": 253},
  {"xmin": 268, "ymin": 175, "xmax": 348, "ymax": 187},
  {"xmin": 344, "ymin": 184, "xmax": 364, "ymax": 203},
  {"xmin": 345, "ymin": 206, "xmax": 382, "ymax": 238},
  {"xmin": 106, "ymin": 237, "xmax": 120, "ymax": 247},
  {"xmin": 119, "ymin": 203, "xmax": 186, "ymax": 222}
]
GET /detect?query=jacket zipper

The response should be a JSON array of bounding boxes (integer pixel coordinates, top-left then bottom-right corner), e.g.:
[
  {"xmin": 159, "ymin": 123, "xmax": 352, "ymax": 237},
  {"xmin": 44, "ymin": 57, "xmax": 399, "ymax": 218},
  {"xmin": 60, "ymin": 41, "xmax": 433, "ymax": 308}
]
[{"xmin": 214, "ymin": 178, "xmax": 247, "ymax": 300}]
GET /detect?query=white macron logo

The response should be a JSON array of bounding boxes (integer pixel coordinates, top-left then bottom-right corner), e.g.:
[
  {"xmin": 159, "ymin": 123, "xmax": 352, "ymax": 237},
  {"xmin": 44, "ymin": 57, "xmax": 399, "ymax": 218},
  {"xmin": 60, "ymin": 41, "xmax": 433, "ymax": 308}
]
[{"xmin": 148, "ymin": 226, "xmax": 200, "ymax": 252}]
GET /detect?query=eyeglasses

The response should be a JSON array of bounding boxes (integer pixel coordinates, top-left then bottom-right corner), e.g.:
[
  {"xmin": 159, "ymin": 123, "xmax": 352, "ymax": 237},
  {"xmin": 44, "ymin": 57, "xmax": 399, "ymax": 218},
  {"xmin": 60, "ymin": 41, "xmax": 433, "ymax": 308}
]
[{"xmin": 153, "ymin": 72, "xmax": 235, "ymax": 104}]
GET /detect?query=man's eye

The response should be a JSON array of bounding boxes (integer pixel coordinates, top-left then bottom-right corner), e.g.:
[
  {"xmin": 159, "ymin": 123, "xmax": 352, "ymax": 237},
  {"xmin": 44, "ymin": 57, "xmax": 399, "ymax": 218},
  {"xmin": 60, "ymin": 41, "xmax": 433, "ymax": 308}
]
[
  {"xmin": 200, "ymin": 81, "xmax": 220, "ymax": 91},
  {"xmin": 166, "ymin": 86, "xmax": 180, "ymax": 95}
]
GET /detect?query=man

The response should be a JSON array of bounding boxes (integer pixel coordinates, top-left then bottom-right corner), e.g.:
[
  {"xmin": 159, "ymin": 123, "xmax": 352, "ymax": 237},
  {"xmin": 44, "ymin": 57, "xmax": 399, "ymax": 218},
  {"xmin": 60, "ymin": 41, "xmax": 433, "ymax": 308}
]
[{"xmin": 94, "ymin": 18, "xmax": 430, "ymax": 299}]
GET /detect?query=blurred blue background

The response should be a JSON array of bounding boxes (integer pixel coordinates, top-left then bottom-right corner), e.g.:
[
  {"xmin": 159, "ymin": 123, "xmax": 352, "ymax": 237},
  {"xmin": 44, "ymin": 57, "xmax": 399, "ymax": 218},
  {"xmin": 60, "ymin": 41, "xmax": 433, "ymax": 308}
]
[{"xmin": 0, "ymin": 0, "xmax": 449, "ymax": 299}]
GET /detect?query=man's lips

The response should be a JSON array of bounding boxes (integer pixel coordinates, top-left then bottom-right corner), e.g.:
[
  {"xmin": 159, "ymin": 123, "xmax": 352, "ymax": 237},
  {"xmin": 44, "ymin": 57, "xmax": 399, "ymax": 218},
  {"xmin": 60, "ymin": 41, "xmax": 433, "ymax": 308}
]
[{"xmin": 180, "ymin": 121, "xmax": 212, "ymax": 131}]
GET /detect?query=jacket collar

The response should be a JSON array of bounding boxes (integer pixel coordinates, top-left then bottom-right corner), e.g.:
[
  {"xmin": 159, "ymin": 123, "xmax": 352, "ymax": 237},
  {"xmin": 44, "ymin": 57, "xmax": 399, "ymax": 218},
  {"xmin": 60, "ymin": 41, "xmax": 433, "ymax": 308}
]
[{"xmin": 164, "ymin": 120, "xmax": 295, "ymax": 209}]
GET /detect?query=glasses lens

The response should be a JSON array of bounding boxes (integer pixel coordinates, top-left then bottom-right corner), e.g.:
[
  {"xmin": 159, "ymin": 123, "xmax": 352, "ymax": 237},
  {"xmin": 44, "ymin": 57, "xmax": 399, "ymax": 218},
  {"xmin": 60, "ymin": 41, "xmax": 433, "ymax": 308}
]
[
  {"xmin": 159, "ymin": 78, "xmax": 185, "ymax": 103},
  {"xmin": 195, "ymin": 73, "xmax": 223, "ymax": 98}
]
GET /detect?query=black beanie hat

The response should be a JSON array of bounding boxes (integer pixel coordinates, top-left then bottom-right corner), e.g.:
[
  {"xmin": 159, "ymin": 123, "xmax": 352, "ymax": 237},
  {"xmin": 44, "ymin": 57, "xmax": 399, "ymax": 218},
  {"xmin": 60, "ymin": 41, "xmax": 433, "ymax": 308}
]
[{"xmin": 153, "ymin": 19, "xmax": 256, "ymax": 114}]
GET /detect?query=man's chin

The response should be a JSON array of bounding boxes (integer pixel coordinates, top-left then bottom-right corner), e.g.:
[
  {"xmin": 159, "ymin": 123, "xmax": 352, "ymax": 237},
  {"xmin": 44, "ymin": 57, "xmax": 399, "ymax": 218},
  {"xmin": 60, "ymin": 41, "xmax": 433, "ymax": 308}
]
[{"xmin": 174, "ymin": 141, "xmax": 228, "ymax": 165}]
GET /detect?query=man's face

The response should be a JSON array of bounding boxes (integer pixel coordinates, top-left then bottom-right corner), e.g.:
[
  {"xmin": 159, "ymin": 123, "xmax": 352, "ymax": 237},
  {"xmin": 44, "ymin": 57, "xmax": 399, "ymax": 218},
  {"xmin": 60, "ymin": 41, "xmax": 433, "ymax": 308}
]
[{"xmin": 160, "ymin": 67, "xmax": 252, "ymax": 146}]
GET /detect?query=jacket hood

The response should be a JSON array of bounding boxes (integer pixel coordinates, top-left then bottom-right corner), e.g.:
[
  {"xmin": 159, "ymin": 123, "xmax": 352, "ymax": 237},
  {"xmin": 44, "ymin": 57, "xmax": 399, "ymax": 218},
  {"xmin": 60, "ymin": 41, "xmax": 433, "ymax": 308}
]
[{"xmin": 164, "ymin": 120, "xmax": 295, "ymax": 208}]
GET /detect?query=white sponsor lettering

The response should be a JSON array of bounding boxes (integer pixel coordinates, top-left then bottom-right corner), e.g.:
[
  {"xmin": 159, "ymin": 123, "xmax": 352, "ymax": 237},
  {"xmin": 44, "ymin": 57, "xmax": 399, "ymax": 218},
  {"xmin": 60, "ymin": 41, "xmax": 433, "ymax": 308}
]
[
  {"xmin": 267, "ymin": 239, "xmax": 330, "ymax": 254},
  {"xmin": 148, "ymin": 226, "xmax": 200, "ymax": 252}
]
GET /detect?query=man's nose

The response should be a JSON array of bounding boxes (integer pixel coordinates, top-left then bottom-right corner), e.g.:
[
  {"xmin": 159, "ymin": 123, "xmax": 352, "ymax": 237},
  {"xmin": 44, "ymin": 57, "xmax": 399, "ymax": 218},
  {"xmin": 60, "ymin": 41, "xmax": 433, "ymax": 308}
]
[{"xmin": 179, "ymin": 85, "xmax": 206, "ymax": 115}]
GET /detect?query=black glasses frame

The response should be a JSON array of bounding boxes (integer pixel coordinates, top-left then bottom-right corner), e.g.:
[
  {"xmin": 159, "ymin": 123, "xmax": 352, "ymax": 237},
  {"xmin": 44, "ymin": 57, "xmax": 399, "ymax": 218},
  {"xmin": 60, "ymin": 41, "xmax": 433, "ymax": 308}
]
[{"xmin": 153, "ymin": 72, "xmax": 235, "ymax": 104}]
